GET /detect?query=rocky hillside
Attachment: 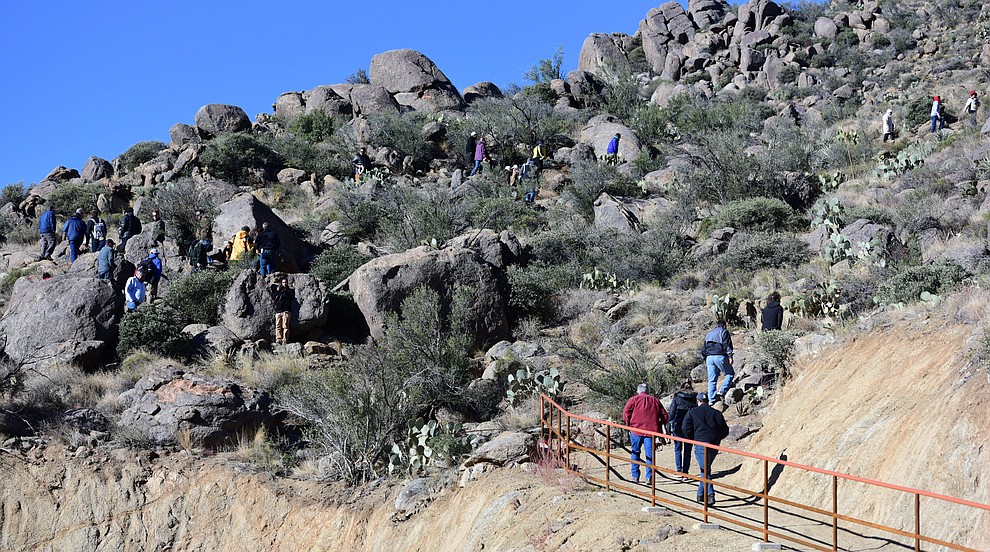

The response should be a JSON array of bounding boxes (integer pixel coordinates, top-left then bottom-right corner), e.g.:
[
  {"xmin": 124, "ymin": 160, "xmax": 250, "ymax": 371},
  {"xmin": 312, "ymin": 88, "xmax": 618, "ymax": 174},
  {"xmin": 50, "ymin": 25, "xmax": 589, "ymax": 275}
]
[{"xmin": 1, "ymin": 0, "xmax": 990, "ymax": 549}]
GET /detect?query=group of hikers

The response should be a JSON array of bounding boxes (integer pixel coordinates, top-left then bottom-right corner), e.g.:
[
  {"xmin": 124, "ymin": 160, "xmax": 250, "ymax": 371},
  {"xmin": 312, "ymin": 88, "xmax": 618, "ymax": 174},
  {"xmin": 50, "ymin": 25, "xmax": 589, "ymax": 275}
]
[
  {"xmin": 882, "ymin": 91, "xmax": 981, "ymax": 142},
  {"xmin": 620, "ymin": 292, "xmax": 785, "ymax": 506}
]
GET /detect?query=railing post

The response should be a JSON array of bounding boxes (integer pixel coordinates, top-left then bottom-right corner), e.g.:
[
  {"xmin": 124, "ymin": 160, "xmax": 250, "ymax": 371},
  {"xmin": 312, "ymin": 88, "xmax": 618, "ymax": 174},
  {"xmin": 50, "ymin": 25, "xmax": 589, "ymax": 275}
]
[
  {"xmin": 605, "ymin": 425, "xmax": 611, "ymax": 491},
  {"xmin": 832, "ymin": 475, "xmax": 838, "ymax": 551},
  {"xmin": 914, "ymin": 494, "xmax": 920, "ymax": 552},
  {"xmin": 650, "ymin": 438, "xmax": 656, "ymax": 507},
  {"xmin": 557, "ymin": 406, "xmax": 562, "ymax": 462},
  {"xmin": 703, "ymin": 445, "xmax": 709, "ymax": 523},
  {"xmin": 565, "ymin": 414, "xmax": 571, "ymax": 471},
  {"xmin": 763, "ymin": 459, "xmax": 769, "ymax": 543}
]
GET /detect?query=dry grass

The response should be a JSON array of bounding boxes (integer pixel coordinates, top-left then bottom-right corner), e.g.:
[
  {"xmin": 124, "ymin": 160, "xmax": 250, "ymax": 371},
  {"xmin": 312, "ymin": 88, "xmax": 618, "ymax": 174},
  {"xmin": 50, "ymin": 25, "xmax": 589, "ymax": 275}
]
[
  {"xmin": 942, "ymin": 283, "xmax": 990, "ymax": 325},
  {"xmin": 119, "ymin": 349, "xmax": 181, "ymax": 385},
  {"xmin": 226, "ymin": 426, "xmax": 295, "ymax": 474},
  {"xmin": 202, "ymin": 351, "xmax": 310, "ymax": 392},
  {"xmin": 497, "ymin": 396, "xmax": 540, "ymax": 432}
]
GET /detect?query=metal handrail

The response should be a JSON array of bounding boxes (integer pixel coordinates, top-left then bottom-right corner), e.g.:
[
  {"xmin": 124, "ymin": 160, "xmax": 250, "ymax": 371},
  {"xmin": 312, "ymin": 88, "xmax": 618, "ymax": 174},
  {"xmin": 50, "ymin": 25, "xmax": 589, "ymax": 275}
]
[{"xmin": 539, "ymin": 393, "xmax": 990, "ymax": 552}]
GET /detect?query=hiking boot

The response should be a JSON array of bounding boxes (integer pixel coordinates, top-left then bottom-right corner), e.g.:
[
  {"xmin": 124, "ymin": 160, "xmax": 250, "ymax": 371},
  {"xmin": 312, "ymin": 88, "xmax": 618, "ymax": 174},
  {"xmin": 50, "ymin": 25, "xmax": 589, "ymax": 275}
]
[
  {"xmin": 707, "ymin": 497, "xmax": 716, "ymax": 507},
  {"xmin": 713, "ymin": 394, "xmax": 723, "ymax": 403},
  {"xmin": 696, "ymin": 495, "xmax": 704, "ymax": 504}
]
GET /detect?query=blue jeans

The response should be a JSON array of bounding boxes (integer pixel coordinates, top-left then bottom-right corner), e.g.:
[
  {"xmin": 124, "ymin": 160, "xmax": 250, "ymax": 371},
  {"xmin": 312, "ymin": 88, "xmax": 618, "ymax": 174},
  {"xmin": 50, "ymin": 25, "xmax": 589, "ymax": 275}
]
[
  {"xmin": 695, "ymin": 445, "xmax": 717, "ymax": 500},
  {"xmin": 258, "ymin": 250, "xmax": 275, "ymax": 277},
  {"xmin": 707, "ymin": 355, "xmax": 734, "ymax": 399},
  {"xmin": 931, "ymin": 116, "xmax": 944, "ymax": 132},
  {"xmin": 469, "ymin": 160, "xmax": 482, "ymax": 176},
  {"xmin": 68, "ymin": 239, "xmax": 82, "ymax": 262},
  {"xmin": 629, "ymin": 433, "xmax": 654, "ymax": 481},
  {"xmin": 673, "ymin": 431, "xmax": 692, "ymax": 473}
]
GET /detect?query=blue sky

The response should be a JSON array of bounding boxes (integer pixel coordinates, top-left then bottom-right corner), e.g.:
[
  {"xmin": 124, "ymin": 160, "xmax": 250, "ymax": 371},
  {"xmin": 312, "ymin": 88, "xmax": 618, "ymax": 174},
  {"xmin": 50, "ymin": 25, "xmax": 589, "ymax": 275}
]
[{"xmin": 0, "ymin": 1, "xmax": 670, "ymax": 186}]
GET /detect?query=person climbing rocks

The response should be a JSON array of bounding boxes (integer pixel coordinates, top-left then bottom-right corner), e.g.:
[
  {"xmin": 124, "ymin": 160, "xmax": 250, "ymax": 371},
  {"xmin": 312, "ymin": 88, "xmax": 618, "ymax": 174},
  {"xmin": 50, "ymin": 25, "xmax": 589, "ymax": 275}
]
[
  {"xmin": 226, "ymin": 225, "xmax": 255, "ymax": 262},
  {"xmin": 470, "ymin": 136, "xmax": 488, "ymax": 177},
  {"xmin": 681, "ymin": 392, "xmax": 729, "ymax": 507},
  {"xmin": 465, "ymin": 131, "xmax": 478, "ymax": 169},
  {"xmin": 930, "ymin": 96, "xmax": 945, "ymax": 133},
  {"xmin": 125, "ymin": 268, "xmax": 147, "ymax": 312},
  {"xmin": 702, "ymin": 319, "xmax": 734, "ymax": 404},
  {"xmin": 605, "ymin": 133, "xmax": 621, "ymax": 165},
  {"xmin": 255, "ymin": 221, "xmax": 281, "ymax": 278},
  {"xmin": 38, "ymin": 205, "xmax": 57, "ymax": 262},
  {"xmin": 86, "ymin": 210, "xmax": 108, "ymax": 253},
  {"xmin": 149, "ymin": 209, "xmax": 166, "ymax": 245},
  {"xmin": 964, "ymin": 91, "xmax": 980, "ymax": 128},
  {"xmin": 761, "ymin": 291, "xmax": 784, "ymax": 332},
  {"xmin": 188, "ymin": 238, "xmax": 211, "ymax": 272},
  {"xmin": 119, "ymin": 207, "xmax": 141, "ymax": 250},
  {"xmin": 352, "ymin": 147, "xmax": 373, "ymax": 183},
  {"xmin": 142, "ymin": 248, "xmax": 164, "ymax": 300},
  {"xmin": 882, "ymin": 109, "xmax": 894, "ymax": 143},
  {"xmin": 96, "ymin": 239, "xmax": 116, "ymax": 282},
  {"xmin": 62, "ymin": 208, "xmax": 87, "ymax": 263},
  {"xmin": 667, "ymin": 382, "xmax": 698, "ymax": 480},
  {"xmin": 622, "ymin": 383, "xmax": 669, "ymax": 484},
  {"xmin": 270, "ymin": 275, "xmax": 295, "ymax": 345}
]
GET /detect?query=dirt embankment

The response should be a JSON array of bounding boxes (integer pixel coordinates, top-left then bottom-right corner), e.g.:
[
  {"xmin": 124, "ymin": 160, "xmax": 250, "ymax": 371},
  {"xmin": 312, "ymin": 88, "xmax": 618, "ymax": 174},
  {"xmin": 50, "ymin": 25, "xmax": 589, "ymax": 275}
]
[{"xmin": 740, "ymin": 315, "xmax": 990, "ymax": 550}]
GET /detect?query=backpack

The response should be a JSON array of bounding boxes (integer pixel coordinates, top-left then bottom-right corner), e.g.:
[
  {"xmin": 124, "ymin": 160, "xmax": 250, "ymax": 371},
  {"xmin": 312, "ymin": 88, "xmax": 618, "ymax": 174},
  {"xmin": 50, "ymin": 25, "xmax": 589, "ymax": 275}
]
[
  {"xmin": 93, "ymin": 219, "xmax": 107, "ymax": 240},
  {"xmin": 137, "ymin": 256, "xmax": 155, "ymax": 274},
  {"xmin": 130, "ymin": 215, "xmax": 142, "ymax": 235}
]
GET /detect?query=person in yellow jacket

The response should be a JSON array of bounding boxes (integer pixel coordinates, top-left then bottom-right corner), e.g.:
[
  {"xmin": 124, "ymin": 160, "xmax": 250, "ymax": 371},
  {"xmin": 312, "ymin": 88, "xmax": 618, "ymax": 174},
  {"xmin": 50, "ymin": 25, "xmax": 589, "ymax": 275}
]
[{"xmin": 226, "ymin": 226, "xmax": 255, "ymax": 261}]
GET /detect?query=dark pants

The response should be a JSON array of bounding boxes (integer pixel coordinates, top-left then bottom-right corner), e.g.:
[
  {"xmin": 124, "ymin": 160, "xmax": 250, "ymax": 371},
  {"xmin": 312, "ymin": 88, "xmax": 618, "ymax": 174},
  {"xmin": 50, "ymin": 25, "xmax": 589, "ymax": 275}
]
[
  {"xmin": 673, "ymin": 430, "xmax": 692, "ymax": 474},
  {"xmin": 39, "ymin": 232, "xmax": 55, "ymax": 260},
  {"xmin": 695, "ymin": 445, "xmax": 717, "ymax": 501},
  {"xmin": 68, "ymin": 239, "xmax": 83, "ymax": 263}
]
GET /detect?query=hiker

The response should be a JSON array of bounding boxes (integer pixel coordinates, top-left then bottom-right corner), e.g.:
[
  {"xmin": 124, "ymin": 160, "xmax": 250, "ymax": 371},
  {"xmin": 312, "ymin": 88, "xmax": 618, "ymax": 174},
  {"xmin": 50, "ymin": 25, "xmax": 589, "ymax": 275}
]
[
  {"xmin": 270, "ymin": 275, "xmax": 295, "ymax": 345},
  {"xmin": 964, "ymin": 91, "xmax": 980, "ymax": 128},
  {"xmin": 622, "ymin": 383, "xmax": 669, "ymax": 484},
  {"xmin": 38, "ymin": 205, "xmax": 56, "ymax": 262},
  {"xmin": 85, "ymin": 210, "xmax": 108, "ymax": 253},
  {"xmin": 62, "ymin": 208, "xmax": 87, "ymax": 263},
  {"xmin": 124, "ymin": 268, "xmax": 147, "ymax": 312},
  {"xmin": 681, "ymin": 392, "xmax": 729, "ymax": 507},
  {"xmin": 469, "ymin": 137, "xmax": 488, "ymax": 177},
  {"xmin": 119, "ymin": 207, "xmax": 141, "ymax": 250},
  {"xmin": 532, "ymin": 139, "xmax": 548, "ymax": 169},
  {"xmin": 141, "ymin": 248, "xmax": 164, "ymax": 300},
  {"xmin": 149, "ymin": 209, "xmax": 166, "ymax": 245},
  {"xmin": 667, "ymin": 382, "xmax": 698, "ymax": 479},
  {"xmin": 255, "ymin": 221, "xmax": 281, "ymax": 278},
  {"xmin": 96, "ymin": 239, "xmax": 116, "ymax": 282},
  {"xmin": 226, "ymin": 226, "xmax": 255, "ymax": 262},
  {"xmin": 352, "ymin": 147, "xmax": 373, "ymax": 183},
  {"xmin": 702, "ymin": 320, "xmax": 734, "ymax": 404},
  {"xmin": 882, "ymin": 109, "xmax": 894, "ymax": 143},
  {"xmin": 761, "ymin": 291, "xmax": 784, "ymax": 331},
  {"xmin": 465, "ymin": 132, "xmax": 478, "ymax": 168},
  {"xmin": 605, "ymin": 133, "xmax": 620, "ymax": 165},
  {"xmin": 930, "ymin": 96, "xmax": 945, "ymax": 132},
  {"xmin": 188, "ymin": 238, "xmax": 210, "ymax": 272}
]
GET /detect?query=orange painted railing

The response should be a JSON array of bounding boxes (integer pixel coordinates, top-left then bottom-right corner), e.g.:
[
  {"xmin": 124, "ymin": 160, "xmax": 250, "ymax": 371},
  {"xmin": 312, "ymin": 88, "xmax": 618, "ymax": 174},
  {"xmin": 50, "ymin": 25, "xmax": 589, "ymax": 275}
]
[{"xmin": 539, "ymin": 394, "xmax": 990, "ymax": 552}]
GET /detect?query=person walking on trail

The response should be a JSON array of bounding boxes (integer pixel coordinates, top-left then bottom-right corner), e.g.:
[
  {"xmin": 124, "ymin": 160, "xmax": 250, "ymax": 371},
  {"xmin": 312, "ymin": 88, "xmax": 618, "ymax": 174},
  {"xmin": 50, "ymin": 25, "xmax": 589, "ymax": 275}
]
[
  {"xmin": 667, "ymin": 382, "xmax": 698, "ymax": 480},
  {"xmin": 38, "ymin": 205, "xmax": 57, "ymax": 262},
  {"xmin": 622, "ymin": 383, "xmax": 669, "ymax": 484},
  {"xmin": 62, "ymin": 208, "xmax": 87, "ymax": 263},
  {"xmin": 605, "ymin": 133, "xmax": 621, "ymax": 165},
  {"xmin": 141, "ymin": 248, "xmax": 164, "ymax": 300},
  {"xmin": 226, "ymin": 226, "xmax": 255, "ymax": 262},
  {"xmin": 470, "ymin": 137, "xmax": 488, "ymax": 177},
  {"xmin": 702, "ymin": 319, "xmax": 734, "ymax": 404},
  {"xmin": 124, "ymin": 268, "xmax": 147, "ymax": 312},
  {"xmin": 465, "ymin": 132, "xmax": 478, "ymax": 169},
  {"xmin": 85, "ymin": 210, "xmax": 108, "ymax": 253},
  {"xmin": 882, "ymin": 109, "xmax": 894, "ymax": 143},
  {"xmin": 188, "ymin": 238, "xmax": 211, "ymax": 272},
  {"xmin": 352, "ymin": 147, "xmax": 373, "ymax": 183},
  {"xmin": 930, "ymin": 96, "xmax": 945, "ymax": 132},
  {"xmin": 96, "ymin": 239, "xmax": 116, "ymax": 282},
  {"xmin": 761, "ymin": 291, "xmax": 784, "ymax": 331},
  {"xmin": 271, "ymin": 275, "xmax": 295, "ymax": 345},
  {"xmin": 681, "ymin": 392, "xmax": 729, "ymax": 506},
  {"xmin": 255, "ymin": 221, "xmax": 281, "ymax": 278},
  {"xmin": 119, "ymin": 207, "xmax": 141, "ymax": 250},
  {"xmin": 964, "ymin": 91, "xmax": 980, "ymax": 128}
]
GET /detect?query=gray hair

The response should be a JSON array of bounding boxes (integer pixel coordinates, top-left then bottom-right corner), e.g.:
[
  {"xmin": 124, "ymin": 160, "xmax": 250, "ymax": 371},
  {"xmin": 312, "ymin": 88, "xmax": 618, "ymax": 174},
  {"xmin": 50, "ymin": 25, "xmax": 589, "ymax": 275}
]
[{"xmin": 636, "ymin": 383, "xmax": 648, "ymax": 394}]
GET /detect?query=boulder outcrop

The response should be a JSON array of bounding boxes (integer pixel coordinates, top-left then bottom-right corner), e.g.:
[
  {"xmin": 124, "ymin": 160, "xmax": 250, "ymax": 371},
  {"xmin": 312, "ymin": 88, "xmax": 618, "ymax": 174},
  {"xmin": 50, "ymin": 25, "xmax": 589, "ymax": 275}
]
[
  {"xmin": 220, "ymin": 270, "xmax": 330, "ymax": 341},
  {"xmin": 369, "ymin": 49, "xmax": 464, "ymax": 112}
]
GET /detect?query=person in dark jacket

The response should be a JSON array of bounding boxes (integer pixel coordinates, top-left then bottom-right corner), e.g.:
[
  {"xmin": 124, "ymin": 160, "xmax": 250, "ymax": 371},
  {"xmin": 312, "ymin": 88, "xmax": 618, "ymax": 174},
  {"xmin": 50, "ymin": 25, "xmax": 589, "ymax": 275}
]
[
  {"xmin": 255, "ymin": 221, "xmax": 281, "ymax": 278},
  {"xmin": 667, "ymin": 382, "xmax": 698, "ymax": 478},
  {"xmin": 681, "ymin": 392, "xmax": 730, "ymax": 506},
  {"xmin": 270, "ymin": 275, "xmax": 295, "ymax": 345},
  {"xmin": 761, "ymin": 291, "xmax": 784, "ymax": 331},
  {"xmin": 702, "ymin": 320, "xmax": 734, "ymax": 403},
  {"xmin": 38, "ymin": 206, "xmax": 57, "ymax": 261},
  {"xmin": 96, "ymin": 239, "xmax": 116, "ymax": 281},
  {"xmin": 119, "ymin": 207, "xmax": 139, "ymax": 250},
  {"xmin": 622, "ymin": 383, "xmax": 668, "ymax": 483},
  {"xmin": 465, "ymin": 132, "xmax": 477, "ymax": 168},
  {"xmin": 352, "ymin": 147, "xmax": 373, "ymax": 183},
  {"xmin": 62, "ymin": 208, "xmax": 87, "ymax": 263},
  {"xmin": 85, "ymin": 210, "xmax": 108, "ymax": 253},
  {"xmin": 188, "ymin": 238, "xmax": 210, "ymax": 272}
]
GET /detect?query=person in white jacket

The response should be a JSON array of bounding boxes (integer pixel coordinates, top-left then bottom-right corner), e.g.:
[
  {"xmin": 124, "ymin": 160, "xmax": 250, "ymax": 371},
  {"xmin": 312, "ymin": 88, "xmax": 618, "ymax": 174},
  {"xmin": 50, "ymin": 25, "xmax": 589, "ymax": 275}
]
[
  {"xmin": 964, "ymin": 91, "xmax": 980, "ymax": 128},
  {"xmin": 882, "ymin": 109, "xmax": 894, "ymax": 142},
  {"xmin": 930, "ymin": 96, "xmax": 944, "ymax": 133},
  {"xmin": 125, "ymin": 269, "xmax": 147, "ymax": 312}
]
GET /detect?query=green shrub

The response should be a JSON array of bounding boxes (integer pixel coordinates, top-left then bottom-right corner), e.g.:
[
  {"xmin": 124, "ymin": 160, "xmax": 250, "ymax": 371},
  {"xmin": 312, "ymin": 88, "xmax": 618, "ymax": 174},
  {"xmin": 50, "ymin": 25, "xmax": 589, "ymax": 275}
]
[
  {"xmin": 46, "ymin": 181, "xmax": 104, "ymax": 214},
  {"xmin": 778, "ymin": 65, "xmax": 801, "ymax": 84},
  {"xmin": 565, "ymin": 161, "xmax": 641, "ymax": 219},
  {"xmin": 310, "ymin": 246, "xmax": 370, "ymax": 288},
  {"xmin": 460, "ymin": 95, "xmax": 577, "ymax": 167},
  {"xmin": 709, "ymin": 198, "xmax": 797, "ymax": 232},
  {"xmin": 714, "ymin": 233, "xmax": 811, "ymax": 272},
  {"xmin": 117, "ymin": 141, "xmax": 167, "ymax": 173},
  {"xmin": 368, "ymin": 111, "xmax": 439, "ymax": 168},
  {"xmin": 151, "ymin": 179, "xmax": 219, "ymax": 249},
  {"xmin": 1, "ymin": 182, "xmax": 28, "ymax": 207},
  {"xmin": 200, "ymin": 133, "xmax": 283, "ymax": 186},
  {"xmin": 753, "ymin": 330, "xmax": 796, "ymax": 378},
  {"xmin": 164, "ymin": 269, "xmax": 236, "ymax": 326},
  {"xmin": 874, "ymin": 261, "xmax": 969, "ymax": 305},
  {"xmin": 843, "ymin": 205, "xmax": 895, "ymax": 227},
  {"xmin": 375, "ymin": 185, "xmax": 464, "ymax": 250},
  {"xmin": 117, "ymin": 303, "xmax": 194, "ymax": 359},
  {"xmin": 269, "ymin": 134, "xmax": 347, "ymax": 179},
  {"xmin": 287, "ymin": 111, "xmax": 345, "ymax": 143},
  {"xmin": 506, "ymin": 261, "xmax": 579, "ymax": 321}
]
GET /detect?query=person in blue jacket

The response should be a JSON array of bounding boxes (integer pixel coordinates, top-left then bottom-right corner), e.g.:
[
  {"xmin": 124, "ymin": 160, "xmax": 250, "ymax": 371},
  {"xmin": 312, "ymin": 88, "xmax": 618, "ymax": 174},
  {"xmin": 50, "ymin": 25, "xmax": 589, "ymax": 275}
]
[
  {"xmin": 605, "ymin": 133, "xmax": 620, "ymax": 165},
  {"xmin": 38, "ymin": 206, "xmax": 57, "ymax": 261},
  {"xmin": 62, "ymin": 208, "xmax": 87, "ymax": 263}
]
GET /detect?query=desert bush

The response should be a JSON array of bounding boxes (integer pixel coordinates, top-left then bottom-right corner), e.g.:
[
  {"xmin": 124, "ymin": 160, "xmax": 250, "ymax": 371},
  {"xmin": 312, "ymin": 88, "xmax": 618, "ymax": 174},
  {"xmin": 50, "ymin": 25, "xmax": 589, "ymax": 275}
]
[
  {"xmin": 843, "ymin": 205, "xmax": 895, "ymax": 227},
  {"xmin": 602, "ymin": 73, "xmax": 643, "ymax": 121},
  {"xmin": 310, "ymin": 246, "xmax": 371, "ymax": 288},
  {"xmin": 753, "ymin": 330, "xmax": 796, "ymax": 378},
  {"xmin": 117, "ymin": 303, "xmax": 194, "ymax": 359},
  {"xmin": 376, "ymin": 185, "xmax": 465, "ymax": 250},
  {"xmin": 200, "ymin": 133, "xmax": 283, "ymax": 186},
  {"xmin": 461, "ymin": 95, "xmax": 577, "ymax": 167},
  {"xmin": 151, "ymin": 179, "xmax": 219, "ymax": 248},
  {"xmin": 1, "ymin": 182, "xmax": 28, "ymax": 207},
  {"xmin": 506, "ymin": 261, "xmax": 579, "ymax": 322},
  {"xmin": 714, "ymin": 233, "xmax": 811, "ymax": 272},
  {"xmin": 46, "ymin": 181, "xmax": 104, "ymax": 214},
  {"xmin": 164, "ymin": 269, "xmax": 235, "ymax": 326},
  {"xmin": 288, "ymin": 111, "xmax": 345, "ymax": 144},
  {"xmin": 874, "ymin": 261, "xmax": 970, "ymax": 305},
  {"xmin": 117, "ymin": 141, "xmax": 167, "ymax": 173},
  {"xmin": 368, "ymin": 111, "xmax": 439, "ymax": 168},
  {"xmin": 564, "ymin": 161, "xmax": 641, "ymax": 219},
  {"xmin": 709, "ymin": 197, "xmax": 798, "ymax": 232},
  {"xmin": 0, "ymin": 212, "xmax": 34, "ymax": 246},
  {"xmin": 268, "ymin": 134, "xmax": 347, "ymax": 179}
]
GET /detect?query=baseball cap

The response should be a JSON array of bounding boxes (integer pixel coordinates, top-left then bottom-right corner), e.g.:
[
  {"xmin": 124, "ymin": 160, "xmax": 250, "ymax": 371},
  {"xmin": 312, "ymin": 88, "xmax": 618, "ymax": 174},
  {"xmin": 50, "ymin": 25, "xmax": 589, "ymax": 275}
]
[{"xmin": 697, "ymin": 392, "xmax": 709, "ymax": 402}]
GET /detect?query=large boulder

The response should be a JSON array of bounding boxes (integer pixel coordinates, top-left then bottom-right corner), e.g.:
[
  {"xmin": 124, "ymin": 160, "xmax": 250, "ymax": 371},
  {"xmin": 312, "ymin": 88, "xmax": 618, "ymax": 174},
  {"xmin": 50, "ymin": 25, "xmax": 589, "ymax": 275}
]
[
  {"xmin": 369, "ymin": 49, "xmax": 465, "ymax": 112},
  {"xmin": 462, "ymin": 431, "xmax": 536, "ymax": 467},
  {"xmin": 577, "ymin": 34, "xmax": 631, "ymax": 81},
  {"xmin": 578, "ymin": 118, "xmax": 641, "ymax": 162},
  {"xmin": 594, "ymin": 193, "xmax": 641, "ymax": 233},
  {"xmin": 0, "ymin": 276, "xmax": 118, "ymax": 371},
  {"xmin": 348, "ymin": 246, "xmax": 509, "ymax": 347},
  {"xmin": 170, "ymin": 123, "xmax": 201, "ymax": 147},
  {"xmin": 194, "ymin": 104, "xmax": 252, "ymax": 136},
  {"xmin": 81, "ymin": 156, "xmax": 114, "ymax": 181},
  {"xmin": 689, "ymin": 0, "xmax": 730, "ymax": 28},
  {"xmin": 329, "ymin": 84, "xmax": 401, "ymax": 117},
  {"xmin": 814, "ymin": 16, "xmax": 838, "ymax": 39},
  {"xmin": 220, "ymin": 270, "xmax": 330, "ymax": 341},
  {"xmin": 639, "ymin": 2, "xmax": 698, "ymax": 75},
  {"xmin": 213, "ymin": 193, "xmax": 314, "ymax": 272},
  {"xmin": 118, "ymin": 366, "xmax": 277, "ymax": 449},
  {"xmin": 463, "ymin": 82, "xmax": 503, "ymax": 104},
  {"xmin": 304, "ymin": 85, "xmax": 354, "ymax": 117},
  {"xmin": 273, "ymin": 92, "xmax": 306, "ymax": 119},
  {"xmin": 444, "ymin": 229, "xmax": 522, "ymax": 269}
]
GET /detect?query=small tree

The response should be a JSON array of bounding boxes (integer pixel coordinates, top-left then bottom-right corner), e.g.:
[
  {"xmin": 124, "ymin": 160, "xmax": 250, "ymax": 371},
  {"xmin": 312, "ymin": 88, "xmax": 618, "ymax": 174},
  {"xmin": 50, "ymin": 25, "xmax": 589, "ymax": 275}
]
[{"xmin": 117, "ymin": 303, "xmax": 194, "ymax": 359}]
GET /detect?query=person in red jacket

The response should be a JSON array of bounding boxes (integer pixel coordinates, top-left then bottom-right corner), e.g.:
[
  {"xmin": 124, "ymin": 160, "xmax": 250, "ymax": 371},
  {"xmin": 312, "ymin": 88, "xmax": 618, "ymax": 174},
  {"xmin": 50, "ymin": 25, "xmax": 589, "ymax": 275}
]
[{"xmin": 622, "ymin": 383, "xmax": 669, "ymax": 483}]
